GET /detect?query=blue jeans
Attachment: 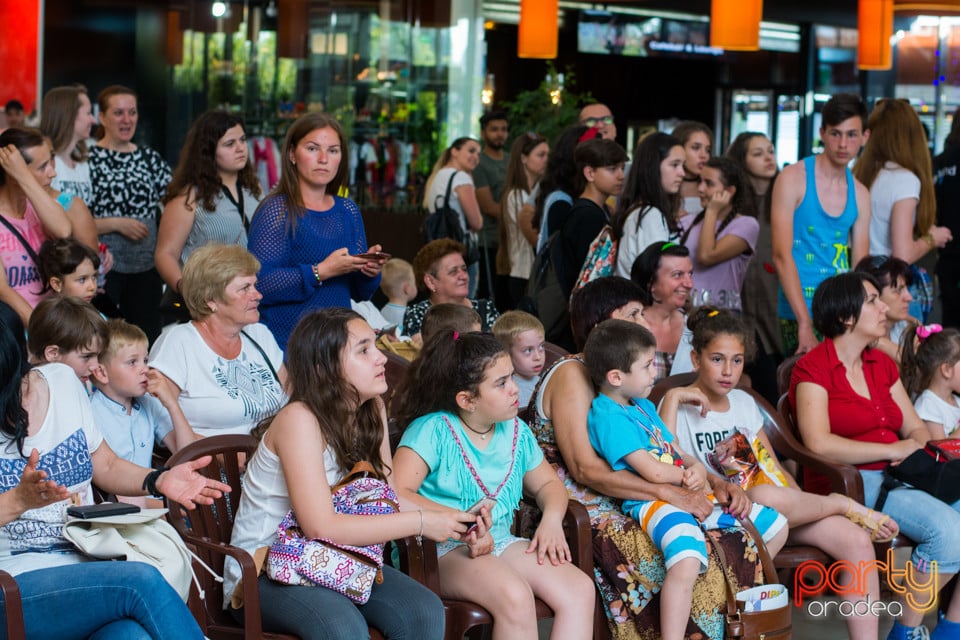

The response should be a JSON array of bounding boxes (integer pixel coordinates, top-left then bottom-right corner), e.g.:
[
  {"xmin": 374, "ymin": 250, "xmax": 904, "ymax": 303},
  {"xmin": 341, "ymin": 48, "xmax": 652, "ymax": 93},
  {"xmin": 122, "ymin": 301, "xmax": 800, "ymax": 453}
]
[
  {"xmin": 246, "ymin": 565, "xmax": 444, "ymax": 640},
  {"xmin": 0, "ymin": 561, "xmax": 204, "ymax": 640},
  {"xmin": 862, "ymin": 469, "xmax": 960, "ymax": 573}
]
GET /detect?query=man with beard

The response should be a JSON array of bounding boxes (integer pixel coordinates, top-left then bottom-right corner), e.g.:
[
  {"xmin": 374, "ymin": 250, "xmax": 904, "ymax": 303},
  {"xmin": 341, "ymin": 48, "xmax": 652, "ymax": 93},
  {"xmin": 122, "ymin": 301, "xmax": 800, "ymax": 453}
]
[{"xmin": 473, "ymin": 110, "xmax": 509, "ymax": 306}]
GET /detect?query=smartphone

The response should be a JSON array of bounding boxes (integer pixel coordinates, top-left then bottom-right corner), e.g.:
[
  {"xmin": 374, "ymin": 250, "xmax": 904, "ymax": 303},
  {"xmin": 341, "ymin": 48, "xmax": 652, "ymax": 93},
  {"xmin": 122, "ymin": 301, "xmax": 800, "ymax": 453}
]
[
  {"xmin": 464, "ymin": 497, "xmax": 497, "ymax": 535},
  {"xmin": 67, "ymin": 502, "xmax": 141, "ymax": 519},
  {"xmin": 354, "ymin": 251, "xmax": 391, "ymax": 261}
]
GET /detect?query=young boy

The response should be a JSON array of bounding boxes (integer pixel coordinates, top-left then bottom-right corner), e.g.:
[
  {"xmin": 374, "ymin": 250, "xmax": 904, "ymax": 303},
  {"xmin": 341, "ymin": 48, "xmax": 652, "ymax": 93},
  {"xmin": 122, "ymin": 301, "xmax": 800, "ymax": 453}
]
[
  {"xmin": 492, "ymin": 310, "xmax": 546, "ymax": 407},
  {"xmin": 90, "ymin": 319, "xmax": 198, "ymax": 468},
  {"xmin": 583, "ymin": 319, "xmax": 787, "ymax": 640},
  {"xmin": 379, "ymin": 258, "xmax": 417, "ymax": 328}
]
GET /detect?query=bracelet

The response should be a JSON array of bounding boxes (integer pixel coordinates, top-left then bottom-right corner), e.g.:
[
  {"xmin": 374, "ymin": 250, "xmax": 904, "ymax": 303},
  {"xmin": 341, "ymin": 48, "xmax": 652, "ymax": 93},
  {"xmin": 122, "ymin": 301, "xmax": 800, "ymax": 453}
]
[
  {"xmin": 416, "ymin": 508, "xmax": 423, "ymax": 546},
  {"xmin": 142, "ymin": 466, "xmax": 170, "ymax": 497},
  {"xmin": 311, "ymin": 263, "xmax": 323, "ymax": 285}
]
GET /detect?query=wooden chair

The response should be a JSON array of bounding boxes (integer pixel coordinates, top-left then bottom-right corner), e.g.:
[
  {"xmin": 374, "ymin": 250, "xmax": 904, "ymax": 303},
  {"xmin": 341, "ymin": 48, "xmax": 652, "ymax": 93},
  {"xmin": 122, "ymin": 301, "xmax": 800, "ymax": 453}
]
[
  {"xmin": 382, "ymin": 350, "xmax": 412, "ymax": 417},
  {"xmin": 396, "ymin": 499, "xmax": 596, "ymax": 640},
  {"xmin": 165, "ymin": 434, "xmax": 387, "ymax": 640},
  {"xmin": 542, "ymin": 341, "xmax": 569, "ymax": 370},
  {"xmin": 775, "ymin": 354, "xmax": 802, "ymax": 399},
  {"xmin": 0, "ymin": 572, "xmax": 24, "ymax": 640}
]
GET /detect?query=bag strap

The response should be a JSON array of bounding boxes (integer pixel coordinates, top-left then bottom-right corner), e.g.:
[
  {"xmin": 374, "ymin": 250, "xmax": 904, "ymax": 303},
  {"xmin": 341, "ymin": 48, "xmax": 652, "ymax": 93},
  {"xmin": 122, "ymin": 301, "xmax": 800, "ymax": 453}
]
[
  {"xmin": 433, "ymin": 170, "xmax": 458, "ymax": 212},
  {"xmin": 221, "ymin": 185, "xmax": 248, "ymax": 232},
  {"xmin": 0, "ymin": 214, "xmax": 40, "ymax": 266},
  {"xmin": 240, "ymin": 329, "xmax": 280, "ymax": 385},
  {"xmin": 710, "ymin": 513, "xmax": 779, "ymax": 620},
  {"xmin": 875, "ymin": 467, "xmax": 903, "ymax": 511},
  {"xmin": 332, "ymin": 461, "xmax": 380, "ymax": 493},
  {"xmin": 441, "ymin": 415, "xmax": 519, "ymax": 500}
]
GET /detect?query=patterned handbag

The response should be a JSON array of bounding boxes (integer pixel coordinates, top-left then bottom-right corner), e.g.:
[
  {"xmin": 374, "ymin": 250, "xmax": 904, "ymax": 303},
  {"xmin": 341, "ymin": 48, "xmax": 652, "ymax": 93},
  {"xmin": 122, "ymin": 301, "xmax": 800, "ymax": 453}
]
[
  {"xmin": 265, "ymin": 462, "xmax": 399, "ymax": 603},
  {"xmin": 575, "ymin": 224, "xmax": 617, "ymax": 290}
]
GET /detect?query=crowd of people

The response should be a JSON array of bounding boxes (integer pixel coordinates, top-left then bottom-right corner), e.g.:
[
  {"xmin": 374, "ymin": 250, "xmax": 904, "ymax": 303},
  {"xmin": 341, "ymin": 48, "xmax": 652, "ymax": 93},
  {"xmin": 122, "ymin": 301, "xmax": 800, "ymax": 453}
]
[{"xmin": 3, "ymin": 84, "xmax": 960, "ymax": 640}]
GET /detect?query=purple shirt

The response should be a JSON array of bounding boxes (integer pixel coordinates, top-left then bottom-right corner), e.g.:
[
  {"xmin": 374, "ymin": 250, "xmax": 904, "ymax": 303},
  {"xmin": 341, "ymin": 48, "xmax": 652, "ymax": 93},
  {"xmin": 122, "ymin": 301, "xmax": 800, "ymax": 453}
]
[{"xmin": 680, "ymin": 212, "xmax": 759, "ymax": 310}]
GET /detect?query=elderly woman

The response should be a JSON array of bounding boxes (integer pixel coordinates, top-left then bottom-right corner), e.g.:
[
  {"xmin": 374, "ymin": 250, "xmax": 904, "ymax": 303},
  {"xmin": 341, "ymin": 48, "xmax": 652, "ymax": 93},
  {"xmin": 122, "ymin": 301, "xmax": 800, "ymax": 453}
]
[
  {"xmin": 630, "ymin": 241, "xmax": 694, "ymax": 381},
  {"xmin": 790, "ymin": 271, "xmax": 960, "ymax": 640},
  {"xmin": 148, "ymin": 244, "xmax": 287, "ymax": 438},
  {"xmin": 401, "ymin": 238, "xmax": 499, "ymax": 337},
  {"xmin": 854, "ymin": 255, "xmax": 915, "ymax": 362},
  {"xmin": 0, "ymin": 315, "xmax": 227, "ymax": 638},
  {"xmin": 530, "ymin": 275, "xmax": 777, "ymax": 639}
]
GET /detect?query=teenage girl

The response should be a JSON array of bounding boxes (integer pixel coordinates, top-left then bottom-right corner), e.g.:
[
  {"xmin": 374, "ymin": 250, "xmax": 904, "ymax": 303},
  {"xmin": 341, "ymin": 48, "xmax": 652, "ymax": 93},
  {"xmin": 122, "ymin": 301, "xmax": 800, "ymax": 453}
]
[
  {"xmin": 394, "ymin": 330, "xmax": 595, "ymax": 640},
  {"xmin": 901, "ymin": 323, "xmax": 960, "ymax": 440},
  {"xmin": 37, "ymin": 237, "xmax": 100, "ymax": 304},
  {"xmin": 225, "ymin": 308, "xmax": 469, "ymax": 639},
  {"xmin": 671, "ymin": 121, "xmax": 714, "ymax": 217},
  {"xmin": 679, "ymin": 156, "xmax": 759, "ymax": 311},
  {"xmin": 659, "ymin": 306, "xmax": 899, "ymax": 640},
  {"xmin": 613, "ymin": 132, "xmax": 685, "ymax": 278}
]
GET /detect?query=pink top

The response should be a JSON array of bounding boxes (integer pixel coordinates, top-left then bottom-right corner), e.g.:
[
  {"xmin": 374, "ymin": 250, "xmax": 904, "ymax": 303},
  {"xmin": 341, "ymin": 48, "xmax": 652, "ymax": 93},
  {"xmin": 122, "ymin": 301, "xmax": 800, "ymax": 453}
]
[{"xmin": 0, "ymin": 201, "xmax": 48, "ymax": 308}]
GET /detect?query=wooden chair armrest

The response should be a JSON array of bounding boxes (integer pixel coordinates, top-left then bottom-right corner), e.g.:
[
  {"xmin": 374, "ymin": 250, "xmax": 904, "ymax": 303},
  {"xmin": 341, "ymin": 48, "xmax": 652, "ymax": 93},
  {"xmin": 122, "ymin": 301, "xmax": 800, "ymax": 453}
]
[
  {"xmin": 763, "ymin": 422, "xmax": 864, "ymax": 498},
  {"xmin": 179, "ymin": 533, "xmax": 265, "ymax": 640},
  {"xmin": 562, "ymin": 499, "xmax": 594, "ymax": 576},
  {"xmin": 0, "ymin": 570, "xmax": 24, "ymax": 640},
  {"xmin": 394, "ymin": 535, "xmax": 441, "ymax": 594}
]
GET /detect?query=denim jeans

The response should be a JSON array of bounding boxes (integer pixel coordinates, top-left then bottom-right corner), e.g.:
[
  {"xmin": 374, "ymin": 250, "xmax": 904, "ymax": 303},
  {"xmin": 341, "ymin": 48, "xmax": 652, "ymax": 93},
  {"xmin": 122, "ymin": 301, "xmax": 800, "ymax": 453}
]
[
  {"xmin": 245, "ymin": 565, "xmax": 444, "ymax": 640},
  {"xmin": 0, "ymin": 561, "xmax": 204, "ymax": 640},
  {"xmin": 862, "ymin": 469, "xmax": 960, "ymax": 573}
]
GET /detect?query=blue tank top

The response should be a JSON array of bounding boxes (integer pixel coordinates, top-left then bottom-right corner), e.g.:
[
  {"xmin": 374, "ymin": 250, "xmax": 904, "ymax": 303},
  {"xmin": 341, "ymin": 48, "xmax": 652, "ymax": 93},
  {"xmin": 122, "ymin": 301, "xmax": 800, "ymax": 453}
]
[{"xmin": 778, "ymin": 155, "xmax": 858, "ymax": 319}]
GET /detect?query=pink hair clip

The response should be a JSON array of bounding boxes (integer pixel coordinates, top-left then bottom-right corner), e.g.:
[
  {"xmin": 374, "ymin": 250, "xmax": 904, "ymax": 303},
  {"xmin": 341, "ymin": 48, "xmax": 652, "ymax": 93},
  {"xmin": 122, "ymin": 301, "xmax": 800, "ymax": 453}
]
[
  {"xmin": 916, "ymin": 323, "xmax": 943, "ymax": 340},
  {"xmin": 452, "ymin": 330, "xmax": 460, "ymax": 341}
]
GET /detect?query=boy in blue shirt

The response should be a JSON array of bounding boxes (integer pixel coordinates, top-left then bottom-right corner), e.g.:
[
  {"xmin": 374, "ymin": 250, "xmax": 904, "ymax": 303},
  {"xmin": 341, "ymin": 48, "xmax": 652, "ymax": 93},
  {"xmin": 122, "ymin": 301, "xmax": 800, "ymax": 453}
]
[
  {"xmin": 90, "ymin": 319, "xmax": 197, "ymax": 469},
  {"xmin": 584, "ymin": 319, "xmax": 787, "ymax": 640}
]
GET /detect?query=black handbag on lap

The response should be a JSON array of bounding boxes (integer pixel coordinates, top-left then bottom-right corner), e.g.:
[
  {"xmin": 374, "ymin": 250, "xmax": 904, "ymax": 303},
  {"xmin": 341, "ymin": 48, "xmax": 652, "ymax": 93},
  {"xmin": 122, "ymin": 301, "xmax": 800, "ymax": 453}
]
[{"xmin": 875, "ymin": 448, "xmax": 960, "ymax": 510}]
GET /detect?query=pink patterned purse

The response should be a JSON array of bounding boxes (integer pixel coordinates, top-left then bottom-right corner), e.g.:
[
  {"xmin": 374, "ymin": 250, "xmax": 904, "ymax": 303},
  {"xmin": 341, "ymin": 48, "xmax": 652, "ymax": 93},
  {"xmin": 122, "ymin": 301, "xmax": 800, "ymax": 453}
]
[{"xmin": 265, "ymin": 462, "xmax": 399, "ymax": 603}]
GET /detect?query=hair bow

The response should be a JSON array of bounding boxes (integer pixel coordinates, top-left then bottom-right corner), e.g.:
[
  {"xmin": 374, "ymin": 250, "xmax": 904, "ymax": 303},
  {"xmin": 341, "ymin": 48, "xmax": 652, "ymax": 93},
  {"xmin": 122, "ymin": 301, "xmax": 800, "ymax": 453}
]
[{"xmin": 916, "ymin": 323, "xmax": 943, "ymax": 340}]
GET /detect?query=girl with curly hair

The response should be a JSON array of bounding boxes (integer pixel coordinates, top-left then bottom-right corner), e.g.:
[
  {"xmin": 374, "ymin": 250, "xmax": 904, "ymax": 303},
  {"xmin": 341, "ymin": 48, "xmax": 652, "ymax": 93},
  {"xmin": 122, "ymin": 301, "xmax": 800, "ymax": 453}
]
[{"xmin": 156, "ymin": 110, "xmax": 263, "ymax": 311}]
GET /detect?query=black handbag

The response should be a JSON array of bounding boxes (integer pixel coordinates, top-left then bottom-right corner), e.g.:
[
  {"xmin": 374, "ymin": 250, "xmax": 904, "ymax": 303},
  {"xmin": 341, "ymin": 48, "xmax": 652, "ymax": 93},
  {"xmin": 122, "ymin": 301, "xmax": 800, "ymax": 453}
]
[
  {"xmin": 422, "ymin": 171, "xmax": 479, "ymax": 265},
  {"xmin": 875, "ymin": 448, "xmax": 960, "ymax": 510}
]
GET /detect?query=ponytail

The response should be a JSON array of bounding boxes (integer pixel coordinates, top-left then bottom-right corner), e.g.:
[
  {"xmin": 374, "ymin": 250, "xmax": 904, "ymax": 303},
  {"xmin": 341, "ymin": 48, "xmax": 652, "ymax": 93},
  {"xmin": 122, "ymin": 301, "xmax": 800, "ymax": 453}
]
[{"xmin": 899, "ymin": 323, "xmax": 960, "ymax": 397}]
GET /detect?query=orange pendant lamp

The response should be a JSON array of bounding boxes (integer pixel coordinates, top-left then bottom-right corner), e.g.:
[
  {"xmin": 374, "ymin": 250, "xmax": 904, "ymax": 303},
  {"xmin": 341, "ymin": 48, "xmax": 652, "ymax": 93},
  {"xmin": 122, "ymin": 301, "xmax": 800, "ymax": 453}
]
[
  {"xmin": 518, "ymin": 0, "xmax": 558, "ymax": 59},
  {"xmin": 859, "ymin": 0, "xmax": 894, "ymax": 69},
  {"xmin": 710, "ymin": 0, "xmax": 763, "ymax": 50}
]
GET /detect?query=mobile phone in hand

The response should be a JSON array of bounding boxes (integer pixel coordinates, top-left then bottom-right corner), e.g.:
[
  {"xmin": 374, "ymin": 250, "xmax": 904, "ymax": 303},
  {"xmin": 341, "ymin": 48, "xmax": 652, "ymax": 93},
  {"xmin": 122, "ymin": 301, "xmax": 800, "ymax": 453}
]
[
  {"xmin": 464, "ymin": 497, "xmax": 497, "ymax": 535},
  {"xmin": 354, "ymin": 251, "xmax": 391, "ymax": 261},
  {"xmin": 67, "ymin": 502, "xmax": 141, "ymax": 519}
]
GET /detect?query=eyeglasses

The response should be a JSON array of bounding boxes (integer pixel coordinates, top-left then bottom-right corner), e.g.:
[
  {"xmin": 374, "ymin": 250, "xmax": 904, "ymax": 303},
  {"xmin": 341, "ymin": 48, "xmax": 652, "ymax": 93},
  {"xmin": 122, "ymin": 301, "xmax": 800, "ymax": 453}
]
[{"xmin": 581, "ymin": 115, "xmax": 614, "ymax": 128}]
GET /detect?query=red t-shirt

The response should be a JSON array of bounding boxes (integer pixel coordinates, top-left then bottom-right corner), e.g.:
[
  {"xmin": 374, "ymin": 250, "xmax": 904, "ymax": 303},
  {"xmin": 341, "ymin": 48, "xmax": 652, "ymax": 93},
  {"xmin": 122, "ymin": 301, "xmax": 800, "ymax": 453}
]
[{"xmin": 788, "ymin": 338, "xmax": 902, "ymax": 494}]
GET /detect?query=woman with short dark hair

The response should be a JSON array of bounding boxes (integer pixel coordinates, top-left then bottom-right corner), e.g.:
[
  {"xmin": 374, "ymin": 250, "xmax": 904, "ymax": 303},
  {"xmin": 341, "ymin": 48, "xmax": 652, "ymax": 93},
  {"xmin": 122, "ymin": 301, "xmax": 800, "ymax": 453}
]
[{"xmin": 791, "ymin": 271, "xmax": 960, "ymax": 640}]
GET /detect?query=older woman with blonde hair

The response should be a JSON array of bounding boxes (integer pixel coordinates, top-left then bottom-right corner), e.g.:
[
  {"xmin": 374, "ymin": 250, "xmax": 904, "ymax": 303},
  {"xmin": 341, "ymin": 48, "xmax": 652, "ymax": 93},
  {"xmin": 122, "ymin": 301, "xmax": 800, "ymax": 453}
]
[{"xmin": 148, "ymin": 243, "xmax": 287, "ymax": 438}]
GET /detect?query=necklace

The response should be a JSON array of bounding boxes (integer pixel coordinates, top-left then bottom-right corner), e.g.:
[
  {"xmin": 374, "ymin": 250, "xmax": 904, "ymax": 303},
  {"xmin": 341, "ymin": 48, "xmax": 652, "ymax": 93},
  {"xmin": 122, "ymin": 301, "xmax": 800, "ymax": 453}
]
[{"xmin": 460, "ymin": 416, "xmax": 495, "ymax": 439}]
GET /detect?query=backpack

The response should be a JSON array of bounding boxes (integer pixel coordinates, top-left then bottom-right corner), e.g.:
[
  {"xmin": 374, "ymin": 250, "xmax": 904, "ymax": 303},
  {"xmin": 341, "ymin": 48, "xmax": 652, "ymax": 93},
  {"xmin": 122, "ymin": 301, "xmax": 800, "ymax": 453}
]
[
  {"xmin": 574, "ymin": 224, "xmax": 617, "ymax": 290},
  {"xmin": 517, "ymin": 232, "xmax": 569, "ymax": 345},
  {"xmin": 422, "ymin": 171, "xmax": 479, "ymax": 265}
]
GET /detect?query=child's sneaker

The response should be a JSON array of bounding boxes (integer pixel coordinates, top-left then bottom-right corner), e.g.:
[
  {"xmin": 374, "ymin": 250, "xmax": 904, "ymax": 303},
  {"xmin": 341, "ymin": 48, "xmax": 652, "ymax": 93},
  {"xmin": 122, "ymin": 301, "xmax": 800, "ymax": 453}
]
[
  {"xmin": 888, "ymin": 622, "xmax": 931, "ymax": 640},
  {"xmin": 932, "ymin": 618, "xmax": 960, "ymax": 640}
]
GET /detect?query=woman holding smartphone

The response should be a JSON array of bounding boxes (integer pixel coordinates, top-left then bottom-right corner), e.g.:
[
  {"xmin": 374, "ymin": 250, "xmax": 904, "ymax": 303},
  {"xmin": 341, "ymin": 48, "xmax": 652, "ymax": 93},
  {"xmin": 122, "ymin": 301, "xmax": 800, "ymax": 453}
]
[{"xmin": 247, "ymin": 113, "xmax": 386, "ymax": 349}]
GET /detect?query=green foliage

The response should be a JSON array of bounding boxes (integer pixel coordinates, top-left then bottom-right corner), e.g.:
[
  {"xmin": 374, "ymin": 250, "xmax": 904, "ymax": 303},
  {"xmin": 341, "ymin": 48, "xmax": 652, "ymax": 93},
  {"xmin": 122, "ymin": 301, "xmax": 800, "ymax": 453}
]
[{"xmin": 500, "ymin": 63, "xmax": 593, "ymax": 145}]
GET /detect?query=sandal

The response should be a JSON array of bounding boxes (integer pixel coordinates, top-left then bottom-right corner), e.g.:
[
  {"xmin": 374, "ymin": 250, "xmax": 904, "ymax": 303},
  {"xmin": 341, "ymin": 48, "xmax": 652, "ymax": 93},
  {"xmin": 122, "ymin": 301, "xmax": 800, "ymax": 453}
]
[{"xmin": 839, "ymin": 495, "xmax": 899, "ymax": 543}]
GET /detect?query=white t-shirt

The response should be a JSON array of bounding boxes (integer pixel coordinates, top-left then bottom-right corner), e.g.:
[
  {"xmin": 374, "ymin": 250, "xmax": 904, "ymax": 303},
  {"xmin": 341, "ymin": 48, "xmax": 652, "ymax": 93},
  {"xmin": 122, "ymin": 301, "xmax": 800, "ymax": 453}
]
[
  {"xmin": 615, "ymin": 205, "xmax": 673, "ymax": 278},
  {"xmin": 0, "ymin": 363, "xmax": 102, "ymax": 575},
  {"xmin": 914, "ymin": 389, "xmax": 960, "ymax": 438},
  {"xmin": 504, "ymin": 189, "xmax": 534, "ymax": 279},
  {"xmin": 426, "ymin": 167, "xmax": 474, "ymax": 238},
  {"xmin": 669, "ymin": 326, "xmax": 695, "ymax": 376},
  {"xmin": 51, "ymin": 155, "xmax": 93, "ymax": 205},
  {"xmin": 671, "ymin": 389, "xmax": 764, "ymax": 470},
  {"xmin": 868, "ymin": 162, "xmax": 921, "ymax": 256},
  {"xmin": 224, "ymin": 437, "xmax": 339, "ymax": 605},
  {"xmin": 148, "ymin": 322, "xmax": 287, "ymax": 437}
]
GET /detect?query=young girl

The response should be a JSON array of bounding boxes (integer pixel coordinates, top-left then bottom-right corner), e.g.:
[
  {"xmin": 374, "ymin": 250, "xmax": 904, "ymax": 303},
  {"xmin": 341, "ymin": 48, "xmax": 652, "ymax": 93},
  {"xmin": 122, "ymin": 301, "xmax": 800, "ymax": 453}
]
[
  {"xmin": 393, "ymin": 330, "xmax": 595, "ymax": 640},
  {"xmin": 37, "ymin": 237, "xmax": 100, "ymax": 303},
  {"xmin": 224, "ymin": 308, "xmax": 468, "ymax": 639},
  {"xmin": 901, "ymin": 323, "xmax": 960, "ymax": 440},
  {"xmin": 26, "ymin": 295, "xmax": 106, "ymax": 388},
  {"xmin": 671, "ymin": 121, "xmax": 714, "ymax": 217},
  {"xmin": 660, "ymin": 306, "xmax": 899, "ymax": 640},
  {"xmin": 679, "ymin": 156, "xmax": 759, "ymax": 311},
  {"xmin": 613, "ymin": 132, "xmax": 685, "ymax": 278}
]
